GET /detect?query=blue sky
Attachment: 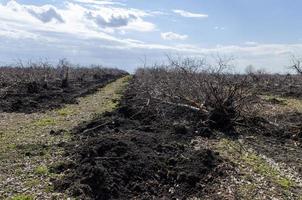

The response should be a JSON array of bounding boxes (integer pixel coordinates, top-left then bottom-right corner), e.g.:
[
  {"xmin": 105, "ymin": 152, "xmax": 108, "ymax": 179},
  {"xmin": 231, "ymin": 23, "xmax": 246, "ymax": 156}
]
[{"xmin": 0, "ymin": 0, "xmax": 302, "ymax": 72}]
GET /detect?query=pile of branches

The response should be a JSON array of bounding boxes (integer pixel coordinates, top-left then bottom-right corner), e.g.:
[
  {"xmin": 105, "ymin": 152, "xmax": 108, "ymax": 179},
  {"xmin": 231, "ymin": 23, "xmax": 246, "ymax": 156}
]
[{"xmin": 131, "ymin": 57, "xmax": 258, "ymax": 135}]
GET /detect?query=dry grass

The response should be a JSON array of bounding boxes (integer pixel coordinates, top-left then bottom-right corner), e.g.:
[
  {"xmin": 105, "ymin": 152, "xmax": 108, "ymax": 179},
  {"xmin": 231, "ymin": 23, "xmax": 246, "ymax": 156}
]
[{"xmin": 261, "ymin": 95, "xmax": 302, "ymax": 113}]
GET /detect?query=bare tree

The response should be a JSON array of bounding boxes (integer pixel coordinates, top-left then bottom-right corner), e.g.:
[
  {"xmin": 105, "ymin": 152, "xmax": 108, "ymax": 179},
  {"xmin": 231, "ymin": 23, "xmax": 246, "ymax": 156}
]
[
  {"xmin": 290, "ymin": 56, "xmax": 302, "ymax": 75},
  {"xmin": 58, "ymin": 59, "xmax": 71, "ymax": 88},
  {"xmin": 133, "ymin": 57, "xmax": 256, "ymax": 134}
]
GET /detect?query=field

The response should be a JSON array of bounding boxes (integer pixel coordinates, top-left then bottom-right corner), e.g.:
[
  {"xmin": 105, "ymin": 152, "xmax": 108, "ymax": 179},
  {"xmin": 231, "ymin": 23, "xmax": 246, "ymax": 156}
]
[
  {"xmin": 0, "ymin": 61, "xmax": 127, "ymax": 113},
  {"xmin": 1, "ymin": 60, "xmax": 302, "ymax": 200}
]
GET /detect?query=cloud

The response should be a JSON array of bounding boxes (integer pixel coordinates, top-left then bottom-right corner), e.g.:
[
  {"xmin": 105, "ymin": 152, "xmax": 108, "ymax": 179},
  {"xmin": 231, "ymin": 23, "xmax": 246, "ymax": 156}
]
[
  {"xmin": 73, "ymin": 2, "xmax": 156, "ymax": 32},
  {"xmin": 173, "ymin": 9, "xmax": 208, "ymax": 18},
  {"xmin": 244, "ymin": 41, "xmax": 258, "ymax": 46},
  {"xmin": 28, "ymin": 7, "xmax": 64, "ymax": 23},
  {"xmin": 161, "ymin": 32, "xmax": 188, "ymax": 40},
  {"xmin": 5, "ymin": 0, "xmax": 64, "ymax": 23},
  {"xmin": 86, "ymin": 12, "xmax": 137, "ymax": 28},
  {"xmin": 72, "ymin": 0, "xmax": 125, "ymax": 6},
  {"xmin": 214, "ymin": 26, "xmax": 225, "ymax": 31},
  {"xmin": 0, "ymin": 28, "xmax": 39, "ymax": 40},
  {"xmin": 0, "ymin": 0, "xmax": 156, "ymax": 41},
  {"xmin": 148, "ymin": 10, "xmax": 167, "ymax": 16}
]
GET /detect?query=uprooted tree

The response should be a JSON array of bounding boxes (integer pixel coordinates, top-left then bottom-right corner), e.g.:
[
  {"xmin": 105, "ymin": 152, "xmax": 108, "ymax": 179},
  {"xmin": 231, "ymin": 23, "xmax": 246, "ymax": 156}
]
[{"xmin": 132, "ymin": 57, "xmax": 258, "ymax": 135}]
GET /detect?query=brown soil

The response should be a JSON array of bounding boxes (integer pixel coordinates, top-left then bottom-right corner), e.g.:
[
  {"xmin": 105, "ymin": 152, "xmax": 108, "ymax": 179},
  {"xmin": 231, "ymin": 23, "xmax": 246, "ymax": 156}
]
[{"xmin": 53, "ymin": 85, "xmax": 232, "ymax": 200}]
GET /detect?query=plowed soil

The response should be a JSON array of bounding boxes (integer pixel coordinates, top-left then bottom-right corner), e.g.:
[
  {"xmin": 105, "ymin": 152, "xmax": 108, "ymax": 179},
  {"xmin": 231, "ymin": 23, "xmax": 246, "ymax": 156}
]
[{"xmin": 54, "ymin": 85, "xmax": 232, "ymax": 200}]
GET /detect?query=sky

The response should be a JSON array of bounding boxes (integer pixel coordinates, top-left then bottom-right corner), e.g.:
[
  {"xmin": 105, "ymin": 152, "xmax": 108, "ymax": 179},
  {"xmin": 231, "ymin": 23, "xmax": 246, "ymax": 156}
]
[{"xmin": 0, "ymin": 0, "xmax": 302, "ymax": 73}]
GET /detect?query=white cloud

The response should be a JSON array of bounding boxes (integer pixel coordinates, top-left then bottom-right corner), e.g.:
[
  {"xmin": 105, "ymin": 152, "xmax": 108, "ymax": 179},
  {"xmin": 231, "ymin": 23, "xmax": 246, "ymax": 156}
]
[
  {"xmin": 70, "ymin": 2, "xmax": 155, "ymax": 32},
  {"xmin": 0, "ymin": 28, "xmax": 38, "ymax": 40},
  {"xmin": 173, "ymin": 9, "xmax": 208, "ymax": 18},
  {"xmin": 148, "ymin": 10, "xmax": 167, "ymax": 16},
  {"xmin": 161, "ymin": 32, "xmax": 188, "ymax": 40},
  {"xmin": 214, "ymin": 26, "xmax": 225, "ymax": 30},
  {"xmin": 0, "ymin": 0, "xmax": 155, "ymax": 37},
  {"xmin": 28, "ymin": 7, "xmax": 64, "ymax": 23},
  {"xmin": 86, "ymin": 11, "xmax": 137, "ymax": 28},
  {"xmin": 244, "ymin": 41, "xmax": 258, "ymax": 46},
  {"xmin": 5, "ymin": 1, "xmax": 64, "ymax": 23},
  {"xmin": 72, "ymin": 0, "xmax": 125, "ymax": 6}
]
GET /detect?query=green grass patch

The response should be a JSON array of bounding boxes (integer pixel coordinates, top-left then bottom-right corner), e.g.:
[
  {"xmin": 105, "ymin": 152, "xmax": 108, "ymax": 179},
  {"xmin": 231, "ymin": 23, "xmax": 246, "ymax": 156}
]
[
  {"xmin": 7, "ymin": 143, "xmax": 17, "ymax": 150},
  {"xmin": 34, "ymin": 165, "xmax": 49, "ymax": 176},
  {"xmin": 57, "ymin": 107, "xmax": 74, "ymax": 116},
  {"xmin": 33, "ymin": 117, "xmax": 56, "ymax": 127},
  {"xmin": 242, "ymin": 153, "xmax": 295, "ymax": 189},
  {"xmin": 10, "ymin": 194, "xmax": 34, "ymax": 200},
  {"xmin": 276, "ymin": 177, "xmax": 295, "ymax": 188},
  {"xmin": 107, "ymin": 100, "xmax": 119, "ymax": 109},
  {"xmin": 216, "ymin": 139, "xmax": 296, "ymax": 190},
  {"xmin": 262, "ymin": 95, "xmax": 302, "ymax": 111},
  {"xmin": 262, "ymin": 95, "xmax": 287, "ymax": 105}
]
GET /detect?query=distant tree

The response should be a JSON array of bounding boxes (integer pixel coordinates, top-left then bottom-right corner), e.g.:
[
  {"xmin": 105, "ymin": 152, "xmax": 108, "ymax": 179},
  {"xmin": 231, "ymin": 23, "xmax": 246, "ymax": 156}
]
[
  {"xmin": 58, "ymin": 59, "xmax": 70, "ymax": 88},
  {"xmin": 290, "ymin": 56, "xmax": 302, "ymax": 75},
  {"xmin": 245, "ymin": 65, "xmax": 267, "ymax": 81}
]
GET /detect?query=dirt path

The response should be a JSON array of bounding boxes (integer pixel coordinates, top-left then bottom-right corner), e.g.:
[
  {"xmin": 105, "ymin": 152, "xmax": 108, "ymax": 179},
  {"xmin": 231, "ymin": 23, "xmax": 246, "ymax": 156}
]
[{"xmin": 0, "ymin": 76, "xmax": 129, "ymax": 200}]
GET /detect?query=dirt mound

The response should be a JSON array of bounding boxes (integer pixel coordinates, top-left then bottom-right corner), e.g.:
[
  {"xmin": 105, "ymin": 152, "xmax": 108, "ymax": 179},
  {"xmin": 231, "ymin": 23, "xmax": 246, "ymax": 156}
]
[
  {"xmin": 54, "ymin": 117, "xmax": 226, "ymax": 199},
  {"xmin": 53, "ymin": 85, "xmax": 230, "ymax": 199},
  {"xmin": 55, "ymin": 130, "xmax": 223, "ymax": 199}
]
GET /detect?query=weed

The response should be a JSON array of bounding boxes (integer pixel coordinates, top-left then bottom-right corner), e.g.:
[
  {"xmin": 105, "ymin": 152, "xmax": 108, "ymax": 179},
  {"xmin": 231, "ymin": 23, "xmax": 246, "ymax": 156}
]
[
  {"xmin": 276, "ymin": 177, "xmax": 294, "ymax": 188},
  {"xmin": 7, "ymin": 143, "xmax": 17, "ymax": 150},
  {"xmin": 33, "ymin": 118, "xmax": 56, "ymax": 127},
  {"xmin": 57, "ymin": 107, "xmax": 74, "ymax": 116},
  {"xmin": 34, "ymin": 165, "xmax": 48, "ymax": 176},
  {"xmin": 10, "ymin": 194, "xmax": 34, "ymax": 200}
]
